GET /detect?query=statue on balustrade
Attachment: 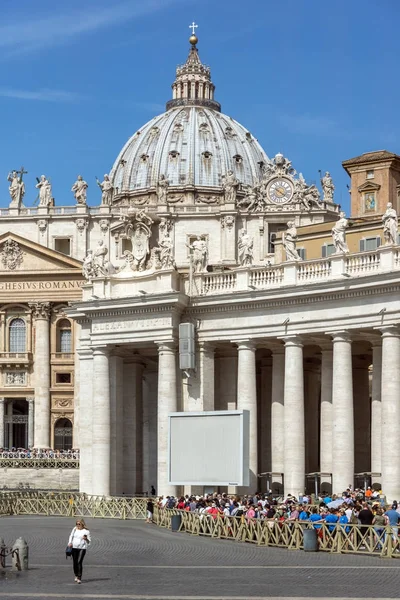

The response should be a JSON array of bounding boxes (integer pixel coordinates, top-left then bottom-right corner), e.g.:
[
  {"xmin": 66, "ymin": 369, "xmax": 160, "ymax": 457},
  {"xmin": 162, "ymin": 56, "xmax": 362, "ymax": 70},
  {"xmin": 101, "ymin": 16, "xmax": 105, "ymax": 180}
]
[
  {"xmin": 321, "ymin": 171, "xmax": 335, "ymax": 202},
  {"xmin": 35, "ymin": 175, "xmax": 53, "ymax": 207},
  {"xmin": 96, "ymin": 174, "xmax": 113, "ymax": 205},
  {"xmin": 190, "ymin": 236, "xmax": 208, "ymax": 273},
  {"xmin": 71, "ymin": 175, "xmax": 88, "ymax": 205},
  {"xmin": 294, "ymin": 173, "xmax": 321, "ymax": 210},
  {"xmin": 332, "ymin": 211, "xmax": 349, "ymax": 253},
  {"xmin": 382, "ymin": 202, "xmax": 398, "ymax": 245},
  {"xmin": 237, "ymin": 229, "xmax": 254, "ymax": 266},
  {"xmin": 7, "ymin": 169, "xmax": 26, "ymax": 208},
  {"xmin": 283, "ymin": 221, "xmax": 301, "ymax": 261}
]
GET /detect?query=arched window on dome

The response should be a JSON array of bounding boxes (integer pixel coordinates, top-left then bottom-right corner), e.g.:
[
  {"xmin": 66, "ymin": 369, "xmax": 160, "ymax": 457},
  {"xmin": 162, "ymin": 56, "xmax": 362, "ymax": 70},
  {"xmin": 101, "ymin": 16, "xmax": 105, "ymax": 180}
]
[
  {"xmin": 9, "ymin": 318, "xmax": 26, "ymax": 353},
  {"xmin": 57, "ymin": 319, "xmax": 72, "ymax": 354},
  {"xmin": 233, "ymin": 154, "xmax": 243, "ymax": 165}
]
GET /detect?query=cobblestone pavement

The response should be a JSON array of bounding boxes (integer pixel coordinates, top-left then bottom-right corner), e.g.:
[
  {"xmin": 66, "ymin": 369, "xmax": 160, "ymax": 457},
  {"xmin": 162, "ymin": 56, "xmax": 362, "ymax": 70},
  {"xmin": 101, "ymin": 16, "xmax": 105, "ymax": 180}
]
[{"xmin": 0, "ymin": 516, "xmax": 399, "ymax": 599}]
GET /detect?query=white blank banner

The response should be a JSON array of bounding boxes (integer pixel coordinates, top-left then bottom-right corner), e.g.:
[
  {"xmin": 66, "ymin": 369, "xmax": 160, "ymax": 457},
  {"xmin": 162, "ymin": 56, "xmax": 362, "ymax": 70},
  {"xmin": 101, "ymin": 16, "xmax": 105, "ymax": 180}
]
[{"xmin": 168, "ymin": 410, "xmax": 249, "ymax": 486}]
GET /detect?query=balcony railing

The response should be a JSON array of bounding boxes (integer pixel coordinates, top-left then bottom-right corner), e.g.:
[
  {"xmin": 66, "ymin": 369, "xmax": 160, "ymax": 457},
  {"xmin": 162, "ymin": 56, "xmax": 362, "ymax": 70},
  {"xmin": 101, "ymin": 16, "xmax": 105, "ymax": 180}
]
[
  {"xmin": 0, "ymin": 352, "xmax": 32, "ymax": 364},
  {"xmin": 184, "ymin": 245, "xmax": 400, "ymax": 296},
  {"xmin": 51, "ymin": 352, "xmax": 74, "ymax": 361}
]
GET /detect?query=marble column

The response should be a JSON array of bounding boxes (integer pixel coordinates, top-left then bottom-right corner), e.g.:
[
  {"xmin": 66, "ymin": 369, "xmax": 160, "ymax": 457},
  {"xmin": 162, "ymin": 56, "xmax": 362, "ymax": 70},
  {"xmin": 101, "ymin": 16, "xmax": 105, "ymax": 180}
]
[
  {"xmin": 271, "ymin": 348, "xmax": 285, "ymax": 480},
  {"xmin": 77, "ymin": 345, "xmax": 94, "ymax": 494},
  {"xmin": 29, "ymin": 302, "xmax": 51, "ymax": 448},
  {"xmin": 353, "ymin": 355, "xmax": 371, "ymax": 474},
  {"xmin": 199, "ymin": 342, "xmax": 215, "ymax": 411},
  {"xmin": 0, "ymin": 398, "xmax": 4, "ymax": 448},
  {"xmin": 259, "ymin": 357, "xmax": 272, "ymax": 479},
  {"xmin": 92, "ymin": 346, "xmax": 111, "ymax": 496},
  {"xmin": 27, "ymin": 397, "xmax": 34, "ymax": 449},
  {"xmin": 370, "ymin": 343, "xmax": 382, "ymax": 483},
  {"xmin": 157, "ymin": 342, "xmax": 177, "ymax": 496},
  {"xmin": 332, "ymin": 332, "xmax": 354, "ymax": 494},
  {"xmin": 110, "ymin": 355, "xmax": 124, "ymax": 495},
  {"xmin": 380, "ymin": 326, "xmax": 400, "ymax": 502},
  {"xmin": 73, "ymin": 322, "xmax": 81, "ymax": 449},
  {"xmin": 283, "ymin": 336, "xmax": 305, "ymax": 497},
  {"xmin": 237, "ymin": 341, "xmax": 258, "ymax": 491},
  {"xmin": 320, "ymin": 346, "xmax": 333, "ymax": 491}
]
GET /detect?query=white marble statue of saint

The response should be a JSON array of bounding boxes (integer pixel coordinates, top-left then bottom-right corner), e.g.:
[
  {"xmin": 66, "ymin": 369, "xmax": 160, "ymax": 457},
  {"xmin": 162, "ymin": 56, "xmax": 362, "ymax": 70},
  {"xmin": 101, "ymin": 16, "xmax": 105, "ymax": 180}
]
[
  {"xmin": 283, "ymin": 221, "xmax": 301, "ymax": 261},
  {"xmin": 321, "ymin": 171, "xmax": 335, "ymax": 202},
  {"xmin": 36, "ymin": 175, "xmax": 52, "ymax": 207},
  {"xmin": 237, "ymin": 229, "xmax": 254, "ymax": 266},
  {"xmin": 82, "ymin": 250, "xmax": 95, "ymax": 280},
  {"xmin": 190, "ymin": 236, "xmax": 208, "ymax": 273},
  {"xmin": 159, "ymin": 233, "xmax": 175, "ymax": 269},
  {"xmin": 382, "ymin": 202, "xmax": 398, "ymax": 245},
  {"xmin": 222, "ymin": 170, "xmax": 239, "ymax": 204},
  {"xmin": 96, "ymin": 174, "xmax": 113, "ymax": 206},
  {"xmin": 7, "ymin": 170, "xmax": 25, "ymax": 208},
  {"xmin": 156, "ymin": 174, "xmax": 169, "ymax": 203},
  {"xmin": 71, "ymin": 175, "xmax": 88, "ymax": 205},
  {"xmin": 93, "ymin": 240, "xmax": 108, "ymax": 275},
  {"xmin": 332, "ymin": 211, "xmax": 349, "ymax": 253}
]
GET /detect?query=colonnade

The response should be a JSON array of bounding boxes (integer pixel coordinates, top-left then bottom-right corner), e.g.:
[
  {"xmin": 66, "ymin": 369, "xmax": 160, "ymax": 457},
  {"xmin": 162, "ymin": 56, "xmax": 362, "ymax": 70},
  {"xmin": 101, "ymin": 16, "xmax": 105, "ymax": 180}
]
[{"xmin": 83, "ymin": 326, "xmax": 400, "ymax": 503}]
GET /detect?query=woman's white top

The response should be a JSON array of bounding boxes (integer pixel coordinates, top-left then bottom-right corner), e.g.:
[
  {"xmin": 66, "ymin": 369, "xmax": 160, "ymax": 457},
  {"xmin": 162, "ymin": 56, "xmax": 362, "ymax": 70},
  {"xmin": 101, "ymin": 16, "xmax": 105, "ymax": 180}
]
[{"xmin": 69, "ymin": 527, "xmax": 91, "ymax": 550}]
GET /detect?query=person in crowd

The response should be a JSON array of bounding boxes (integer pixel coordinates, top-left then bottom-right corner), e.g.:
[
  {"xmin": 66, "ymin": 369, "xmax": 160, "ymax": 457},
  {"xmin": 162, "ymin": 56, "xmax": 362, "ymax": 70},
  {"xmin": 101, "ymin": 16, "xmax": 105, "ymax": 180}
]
[
  {"xmin": 385, "ymin": 504, "xmax": 400, "ymax": 543},
  {"xmin": 146, "ymin": 498, "xmax": 154, "ymax": 523},
  {"xmin": 67, "ymin": 518, "xmax": 91, "ymax": 584}
]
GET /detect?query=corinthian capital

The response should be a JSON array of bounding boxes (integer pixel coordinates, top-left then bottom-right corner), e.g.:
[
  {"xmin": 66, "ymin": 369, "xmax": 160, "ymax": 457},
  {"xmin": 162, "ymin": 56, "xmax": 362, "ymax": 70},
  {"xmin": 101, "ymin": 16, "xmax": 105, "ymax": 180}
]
[{"xmin": 28, "ymin": 301, "xmax": 52, "ymax": 320}]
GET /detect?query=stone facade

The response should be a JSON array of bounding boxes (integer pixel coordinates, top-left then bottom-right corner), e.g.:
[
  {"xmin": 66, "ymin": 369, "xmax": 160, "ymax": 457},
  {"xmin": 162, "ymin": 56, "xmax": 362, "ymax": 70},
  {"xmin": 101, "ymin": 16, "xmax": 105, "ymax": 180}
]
[{"xmin": 2, "ymin": 34, "xmax": 400, "ymax": 504}]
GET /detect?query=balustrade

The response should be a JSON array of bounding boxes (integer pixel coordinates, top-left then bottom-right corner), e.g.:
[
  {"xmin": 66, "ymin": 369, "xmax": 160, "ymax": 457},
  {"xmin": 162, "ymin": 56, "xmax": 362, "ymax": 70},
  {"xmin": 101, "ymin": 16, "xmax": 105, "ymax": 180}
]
[
  {"xmin": 346, "ymin": 251, "xmax": 380, "ymax": 275},
  {"xmin": 297, "ymin": 259, "xmax": 331, "ymax": 283},
  {"xmin": 249, "ymin": 266, "xmax": 284, "ymax": 288}
]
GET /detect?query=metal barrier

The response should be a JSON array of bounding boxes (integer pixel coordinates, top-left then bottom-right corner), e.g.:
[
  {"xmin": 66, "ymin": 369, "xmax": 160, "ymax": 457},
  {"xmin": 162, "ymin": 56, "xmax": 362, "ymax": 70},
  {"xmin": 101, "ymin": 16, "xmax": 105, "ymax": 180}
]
[
  {"xmin": 153, "ymin": 509, "xmax": 400, "ymax": 559},
  {"xmin": 0, "ymin": 458, "xmax": 79, "ymax": 469},
  {"xmin": 0, "ymin": 492, "xmax": 147, "ymax": 520},
  {"xmin": 0, "ymin": 494, "xmax": 399, "ymax": 559}
]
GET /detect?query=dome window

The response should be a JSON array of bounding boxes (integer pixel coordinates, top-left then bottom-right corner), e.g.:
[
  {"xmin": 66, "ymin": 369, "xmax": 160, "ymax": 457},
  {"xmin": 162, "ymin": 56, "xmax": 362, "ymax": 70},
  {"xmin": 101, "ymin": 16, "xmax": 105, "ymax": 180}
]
[
  {"xmin": 173, "ymin": 123, "xmax": 184, "ymax": 133},
  {"xmin": 140, "ymin": 154, "xmax": 149, "ymax": 163},
  {"xmin": 246, "ymin": 132, "xmax": 253, "ymax": 142},
  {"xmin": 233, "ymin": 154, "xmax": 243, "ymax": 164},
  {"xmin": 169, "ymin": 150, "xmax": 180, "ymax": 160},
  {"xmin": 202, "ymin": 151, "xmax": 213, "ymax": 160},
  {"xmin": 199, "ymin": 123, "xmax": 209, "ymax": 132},
  {"xmin": 225, "ymin": 126, "xmax": 235, "ymax": 138},
  {"xmin": 119, "ymin": 159, "xmax": 127, "ymax": 167},
  {"xmin": 149, "ymin": 126, "xmax": 160, "ymax": 137}
]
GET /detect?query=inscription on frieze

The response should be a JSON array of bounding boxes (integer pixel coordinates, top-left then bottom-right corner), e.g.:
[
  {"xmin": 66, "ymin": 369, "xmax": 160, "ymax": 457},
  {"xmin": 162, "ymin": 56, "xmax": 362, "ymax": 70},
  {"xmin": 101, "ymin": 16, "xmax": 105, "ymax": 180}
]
[{"xmin": 92, "ymin": 317, "xmax": 171, "ymax": 333}]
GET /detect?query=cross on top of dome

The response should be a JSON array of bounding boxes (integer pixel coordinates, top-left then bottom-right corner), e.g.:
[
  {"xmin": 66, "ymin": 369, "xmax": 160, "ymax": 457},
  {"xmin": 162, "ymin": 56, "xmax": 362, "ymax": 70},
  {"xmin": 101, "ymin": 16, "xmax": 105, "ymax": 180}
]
[{"xmin": 166, "ymin": 29, "xmax": 221, "ymax": 112}]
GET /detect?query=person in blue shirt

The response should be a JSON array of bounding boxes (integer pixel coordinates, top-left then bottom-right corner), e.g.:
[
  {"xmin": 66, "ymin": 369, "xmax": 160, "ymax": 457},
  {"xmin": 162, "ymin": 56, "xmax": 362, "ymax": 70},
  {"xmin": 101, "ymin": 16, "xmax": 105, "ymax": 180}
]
[
  {"xmin": 309, "ymin": 507, "xmax": 324, "ymax": 529},
  {"xmin": 325, "ymin": 509, "xmax": 339, "ymax": 533},
  {"xmin": 299, "ymin": 507, "xmax": 309, "ymax": 521},
  {"xmin": 385, "ymin": 504, "xmax": 400, "ymax": 542},
  {"xmin": 338, "ymin": 509, "xmax": 350, "ymax": 534}
]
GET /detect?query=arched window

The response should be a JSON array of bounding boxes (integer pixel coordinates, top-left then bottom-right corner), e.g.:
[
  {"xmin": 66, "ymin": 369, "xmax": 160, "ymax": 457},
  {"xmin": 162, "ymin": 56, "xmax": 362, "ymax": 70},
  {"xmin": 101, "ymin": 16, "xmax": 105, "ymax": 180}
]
[
  {"xmin": 57, "ymin": 319, "xmax": 72, "ymax": 353},
  {"xmin": 54, "ymin": 417, "xmax": 73, "ymax": 450},
  {"xmin": 9, "ymin": 318, "xmax": 26, "ymax": 352}
]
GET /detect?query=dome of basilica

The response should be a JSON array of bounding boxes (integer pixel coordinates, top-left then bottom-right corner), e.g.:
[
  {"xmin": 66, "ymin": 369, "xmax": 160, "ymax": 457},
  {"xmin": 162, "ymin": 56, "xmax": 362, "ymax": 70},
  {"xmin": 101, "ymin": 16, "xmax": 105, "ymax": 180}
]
[{"xmin": 109, "ymin": 36, "xmax": 268, "ymax": 197}]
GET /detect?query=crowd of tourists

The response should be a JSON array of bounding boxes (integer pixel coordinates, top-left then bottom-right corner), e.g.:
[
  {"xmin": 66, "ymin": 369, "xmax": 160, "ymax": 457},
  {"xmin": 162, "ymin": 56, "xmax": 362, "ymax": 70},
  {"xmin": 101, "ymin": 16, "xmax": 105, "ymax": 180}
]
[
  {"xmin": 155, "ymin": 488, "xmax": 400, "ymax": 532},
  {"xmin": 0, "ymin": 448, "xmax": 79, "ymax": 459}
]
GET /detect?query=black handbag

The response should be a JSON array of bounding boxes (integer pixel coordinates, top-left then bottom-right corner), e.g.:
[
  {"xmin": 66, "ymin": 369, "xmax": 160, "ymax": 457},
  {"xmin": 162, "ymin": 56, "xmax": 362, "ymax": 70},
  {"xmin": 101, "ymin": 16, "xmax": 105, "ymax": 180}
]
[{"xmin": 66, "ymin": 545, "xmax": 72, "ymax": 559}]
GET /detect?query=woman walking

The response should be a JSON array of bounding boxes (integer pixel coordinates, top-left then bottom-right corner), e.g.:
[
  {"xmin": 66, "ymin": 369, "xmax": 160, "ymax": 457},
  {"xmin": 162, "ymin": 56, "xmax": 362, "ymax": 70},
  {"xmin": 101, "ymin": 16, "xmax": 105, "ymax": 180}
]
[{"xmin": 67, "ymin": 518, "xmax": 91, "ymax": 584}]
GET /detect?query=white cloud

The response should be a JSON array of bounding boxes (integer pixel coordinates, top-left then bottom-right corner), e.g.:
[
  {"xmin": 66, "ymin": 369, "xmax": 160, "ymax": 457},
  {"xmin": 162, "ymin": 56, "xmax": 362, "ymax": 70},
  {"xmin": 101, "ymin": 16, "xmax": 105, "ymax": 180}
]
[
  {"xmin": 0, "ymin": 88, "xmax": 80, "ymax": 102},
  {"xmin": 0, "ymin": 0, "xmax": 184, "ymax": 55}
]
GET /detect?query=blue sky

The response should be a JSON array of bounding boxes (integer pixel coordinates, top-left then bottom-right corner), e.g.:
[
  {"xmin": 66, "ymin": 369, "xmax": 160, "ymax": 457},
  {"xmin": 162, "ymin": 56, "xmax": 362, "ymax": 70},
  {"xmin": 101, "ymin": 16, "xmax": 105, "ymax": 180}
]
[{"xmin": 0, "ymin": 0, "xmax": 399, "ymax": 213}]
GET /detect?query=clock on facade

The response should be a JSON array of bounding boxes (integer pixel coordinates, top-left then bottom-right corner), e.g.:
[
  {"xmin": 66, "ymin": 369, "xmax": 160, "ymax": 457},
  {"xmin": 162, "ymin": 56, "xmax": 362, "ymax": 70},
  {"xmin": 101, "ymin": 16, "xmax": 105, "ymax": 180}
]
[{"xmin": 267, "ymin": 177, "xmax": 294, "ymax": 204}]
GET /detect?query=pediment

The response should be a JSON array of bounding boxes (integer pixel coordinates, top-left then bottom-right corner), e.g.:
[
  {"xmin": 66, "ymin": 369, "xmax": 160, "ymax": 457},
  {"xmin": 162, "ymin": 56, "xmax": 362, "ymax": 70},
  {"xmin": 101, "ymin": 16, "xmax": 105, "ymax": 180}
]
[
  {"xmin": 358, "ymin": 181, "xmax": 381, "ymax": 192},
  {"xmin": 0, "ymin": 232, "xmax": 82, "ymax": 273}
]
